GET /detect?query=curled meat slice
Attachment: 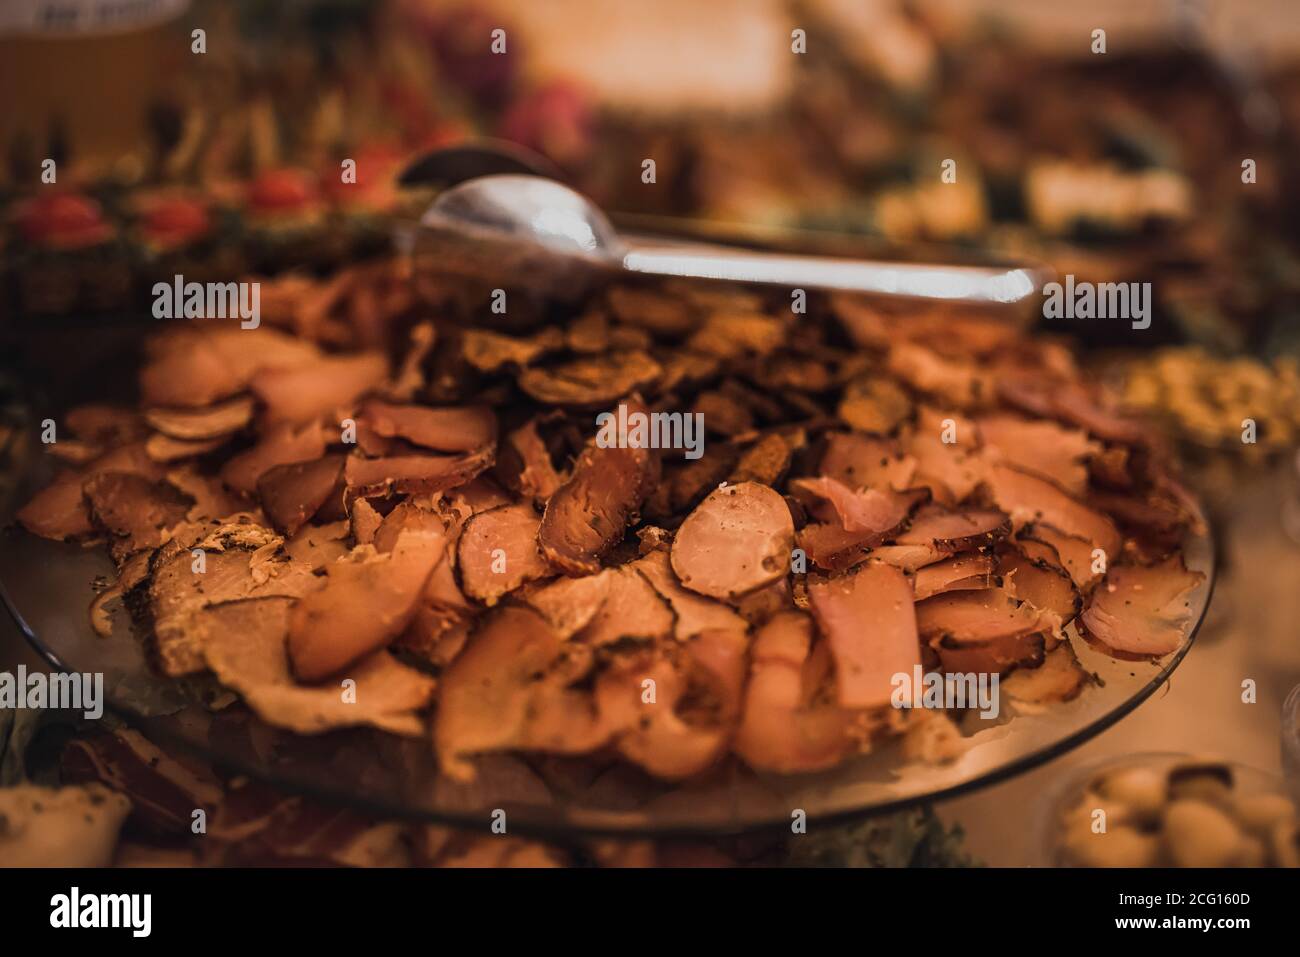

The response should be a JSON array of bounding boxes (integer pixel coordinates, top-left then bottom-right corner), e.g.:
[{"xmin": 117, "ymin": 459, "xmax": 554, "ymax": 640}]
[
  {"xmin": 435, "ymin": 607, "xmax": 607, "ymax": 780},
  {"xmin": 798, "ymin": 522, "xmax": 882, "ymax": 572},
  {"xmin": 82, "ymin": 472, "xmax": 192, "ymax": 554},
  {"xmin": 819, "ymin": 433, "xmax": 916, "ymax": 492},
  {"xmin": 984, "ymin": 463, "xmax": 1121, "ymax": 559},
  {"xmin": 140, "ymin": 328, "xmax": 321, "ymax": 408},
  {"xmin": 538, "ymin": 399, "xmax": 656, "ymax": 575},
  {"xmin": 220, "ymin": 422, "xmax": 326, "ymax": 494},
  {"xmin": 912, "ymin": 552, "xmax": 995, "ymax": 600},
  {"xmin": 257, "ymin": 454, "xmax": 344, "ymax": 536},
  {"xmin": 456, "ymin": 503, "xmax": 551, "ymax": 606},
  {"xmin": 977, "ymin": 414, "xmax": 1098, "ymax": 497},
  {"xmin": 1002, "ymin": 643, "xmax": 1090, "ymax": 706},
  {"xmin": 997, "ymin": 545, "xmax": 1081, "ymax": 631},
  {"xmin": 894, "ymin": 505, "xmax": 1010, "ymax": 552},
  {"xmin": 518, "ymin": 351, "xmax": 661, "ymax": 408},
  {"xmin": 733, "ymin": 612, "xmax": 853, "ymax": 773},
  {"xmin": 791, "ymin": 477, "xmax": 922, "ymax": 536},
  {"xmin": 931, "ymin": 631, "xmax": 1045, "ymax": 676},
  {"xmin": 250, "ymin": 352, "xmax": 388, "ymax": 426},
  {"xmin": 18, "ymin": 443, "xmax": 162, "ymax": 541},
  {"xmin": 808, "ymin": 563, "xmax": 921, "ymax": 709},
  {"xmin": 671, "ymin": 482, "xmax": 794, "ymax": 599},
  {"xmin": 869, "ymin": 543, "xmax": 949, "ymax": 572},
  {"xmin": 1019, "ymin": 523, "xmax": 1102, "ymax": 591},
  {"xmin": 358, "ymin": 400, "xmax": 495, "ymax": 452},
  {"xmin": 203, "ymin": 600, "xmax": 434, "ymax": 737},
  {"xmin": 596, "ymin": 629, "xmax": 747, "ymax": 780},
  {"xmin": 148, "ymin": 525, "xmax": 320, "ymax": 676},
  {"xmin": 632, "ymin": 550, "xmax": 747, "ymax": 641},
  {"xmin": 343, "ymin": 445, "xmax": 493, "ymax": 496},
  {"xmin": 523, "ymin": 573, "xmax": 611, "ymax": 639},
  {"xmin": 1078, "ymin": 555, "xmax": 1204, "ymax": 659},
  {"xmin": 915, "ymin": 588, "xmax": 1042, "ymax": 645},
  {"xmin": 577, "ymin": 566, "xmax": 674, "ymax": 646},
  {"xmin": 143, "ymin": 396, "xmax": 255, "ymax": 441},
  {"xmin": 287, "ymin": 525, "xmax": 446, "ymax": 682},
  {"xmin": 500, "ymin": 418, "xmax": 565, "ymax": 502}
]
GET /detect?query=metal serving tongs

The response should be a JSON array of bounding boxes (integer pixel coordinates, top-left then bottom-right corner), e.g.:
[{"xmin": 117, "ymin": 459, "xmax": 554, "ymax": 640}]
[{"xmin": 398, "ymin": 140, "xmax": 1051, "ymax": 308}]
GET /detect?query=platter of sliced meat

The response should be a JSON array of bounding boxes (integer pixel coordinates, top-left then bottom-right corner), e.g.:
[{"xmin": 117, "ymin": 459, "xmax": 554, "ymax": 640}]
[{"xmin": 0, "ymin": 271, "xmax": 1213, "ymax": 836}]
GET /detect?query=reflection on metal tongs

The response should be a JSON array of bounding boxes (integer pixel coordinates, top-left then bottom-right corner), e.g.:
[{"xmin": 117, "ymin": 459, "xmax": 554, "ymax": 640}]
[{"xmin": 399, "ymin": 140, "xmax": 1051, "ymax": 309}]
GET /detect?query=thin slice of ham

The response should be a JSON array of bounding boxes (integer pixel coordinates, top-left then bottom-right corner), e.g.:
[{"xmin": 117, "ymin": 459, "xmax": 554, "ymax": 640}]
[
  {"xmin": 632, "ymin": 549, "xmax": 748, "ymax": 640},
  {"xmin": 501, "ymin": 418, "xmax": 565, "ymax": 502},
  {"xmin": 250, "ymin": 352, "xmax": 388, "ymax": 426},
  {"xmin": 256, "ymin": 454, "xmax": 344, "ymax": 536},
  {"xmin": 984, "ymin": 463, "xmax": 1121, "ymax": 559},
  {"xmin": 915, "ymin": 587, "xmax": 1042, "ymax": 645},
  {"xmin": 977, "ymin": 414, "xmax": 1098, "ymax": 496},
  {"xmin": 1019, "ymin": 523, "xmax": 1103, "ymax": 591},
  {"xmin": 17, "ymin": 443, "xmax": 162, "ymax": 541},
  {"xmin": 671, "ymin": 481, "xmax": 794, "ymax": 599},
  {"xmin": 1079, "ymin": 555, "xmax": 1204, "ymax": 659},
  {"xmin": 932, "ymin": 631, "xmax": 1045, "ymax": 676},
  {"xmin": 808, "ymin": 563, "xmax": 920, "ymax": 709},
  {"xmin": 912, "ymin": 552, "xmax": 996, "ymax": 600},
  {"xmin": 456, "ymin": 503, "xmax": 551, "ymax": 606},
  {"xmin": 358, "ymin": 400, "xmax": 495, "ymax": 452},
  {"xmin": 287, "ymin": 524, "xmax": 446, "ymax": 682},
  {"xmin": 790, "ymin": 477, "xmax": 923, "ymax": 536},
  {"xmin": 894, "ymin": 505, "xmax": 1010, "ymax": 552},
  {"xmin": 220, "ymin": 422, "xmax": 326, "ymax": 494},
  {"xmin": 343, "ymin": 446, "xmax": 493, "ymax": 496},
  {"xmin": 523, "ymin": 573, "xmax": 611, "ymax": 639},
  {"xmin": 733, "ymin": 612, "xmax": 853, "ymax": 773},
  {"xmin": 819, "ymin": 433, "xmax": 917, "ymax": 492},
  {"xmin": 997, "ymin": 545, "xmax": 1081, "ymax": 630}
]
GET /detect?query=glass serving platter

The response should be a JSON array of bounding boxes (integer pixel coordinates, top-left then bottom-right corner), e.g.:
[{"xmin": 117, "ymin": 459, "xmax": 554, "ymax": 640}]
[{"xmin": 0, "ymin": 444, "xmax": 1216, "ymax": 839}]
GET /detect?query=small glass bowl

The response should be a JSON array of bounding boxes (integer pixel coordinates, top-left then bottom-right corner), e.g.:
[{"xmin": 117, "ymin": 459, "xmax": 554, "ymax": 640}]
[
  {"xmin": 1283, "ymin": 684, "xmax": 1300, "ymax": 801},
  {"xmin": 1038, "ymin": 752, "xmax": 1297, "ymax": 867}
]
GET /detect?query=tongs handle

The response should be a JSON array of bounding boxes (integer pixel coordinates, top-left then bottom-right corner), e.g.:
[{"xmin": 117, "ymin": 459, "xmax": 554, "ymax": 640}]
[{"xmin": 619, "ymin": 233, "xmax": 1047, "ymax": 305}]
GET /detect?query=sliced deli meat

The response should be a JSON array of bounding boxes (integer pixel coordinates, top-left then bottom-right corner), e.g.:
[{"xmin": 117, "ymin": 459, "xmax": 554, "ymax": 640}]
[
  {"xmin": 1079, "ymin": 555, "xmax": 1205, "ymax": 659},
  {"xmin": 733, "ymin": 612, "xmax": 852, "ymax": 773},
  {"xmin": 257, "ymin": 454, "xmax": 345, "ymax": 536},
  {"xmin": 808, "ymin": 563, "xmax": 921, "ymax": 709},
  {"xmin": 358, "ymin": 400, "xmax": 495, "ymax": 452},
  {"xmin": 539, "ymin": 399, "xmax": 657, "ymax": 575},
  {"xmin": 204, "ymin": 600, "xmax": 435, "ymax": 737},
  {"xmin": 997, "ymin": 545, "xmax": 1081, "ymax": 631},
  {"xmin": 250, "ymin": 352, "xmax": 388, "ymax": 426},
  {"xmin": 894, "ymin": 505, "xmax": 1009, "ymax": 552},
  {"xmin": 14, "ymin": 252, "xmax": 1213, "ymax": 790},
  {"xmin": 287, "ymin": 524, "xmax": 447, "ymax": 681},
  {"xmin": 977, "ymin": 414, "xmax": 1099, "ymax": 496},
  {"xmin": 984, "ymin": 463, "xmax": 1121, "ymax": 559},
  {"xmin": 632, "ymin": 549, "xmax": 748, "ymax": 640},
  {"xmin": 912, "ymin": 552, "xmax": 996, "ymax": 600},
  {"xmin": 456, "ymin": 503, "xmax": 551, "ymax": 605},
  {"xmin": 790, "ymin": 477, "xmax": 924, "ymax": 536},
  {"xmin": 343, "ymin": 446, "xmax": 494, "ymax": 496},
  {"xmin": 915, "ymin": 587, "xmax": 1042, "ymax": 645},
  {"xmin": 435, "ymin": 606, "xmax": 608, "ymax": 780},
  {"xmin": 220, "ymin": 422, "xmax": 326, "ymax": 494},
  {"xmin": 144, "ymin": 396, "xmax": 255, "ymax": 441},
  {"xmin": 671, "ymin": 482, "xmax": 794, "ymax": 599}
]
